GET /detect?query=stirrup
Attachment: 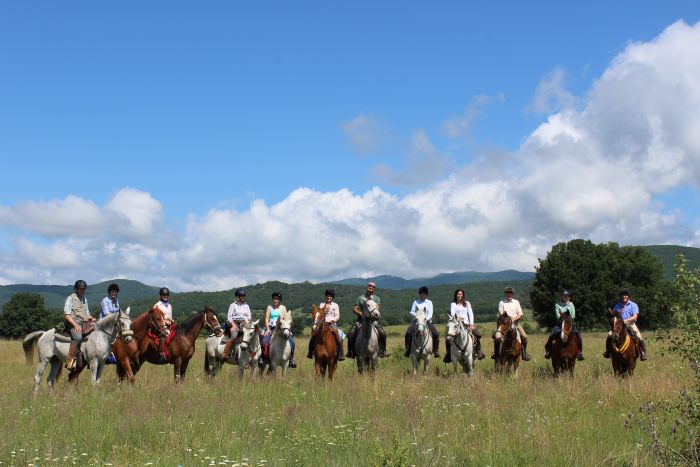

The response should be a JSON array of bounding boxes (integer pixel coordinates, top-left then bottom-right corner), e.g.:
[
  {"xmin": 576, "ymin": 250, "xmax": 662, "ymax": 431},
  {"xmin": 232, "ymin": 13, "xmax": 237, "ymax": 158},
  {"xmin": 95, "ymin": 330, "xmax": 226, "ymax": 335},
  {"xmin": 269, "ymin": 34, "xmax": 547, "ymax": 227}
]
[
  {"xmin": 602, "ymin": 350, "xmax": 611, "ymax": 359},
  {"xmin": 544, "ymin": 352, "xmax": 551, "ymax": 359},
  {"xmin": 640, "ymin": 353, "xmax": 647, "ymax": 361},
  {"xmin": 577, "ymin": 352, "xmax": 585, "ymax": 361}
]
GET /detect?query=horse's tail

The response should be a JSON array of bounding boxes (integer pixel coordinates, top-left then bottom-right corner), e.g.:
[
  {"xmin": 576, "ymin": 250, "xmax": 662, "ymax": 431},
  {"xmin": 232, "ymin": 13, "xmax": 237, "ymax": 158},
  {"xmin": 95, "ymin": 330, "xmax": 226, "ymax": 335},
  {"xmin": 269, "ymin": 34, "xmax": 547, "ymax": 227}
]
[{"xmin": 23, "ymin": 330, "xmax": 45, "ymax": 366}]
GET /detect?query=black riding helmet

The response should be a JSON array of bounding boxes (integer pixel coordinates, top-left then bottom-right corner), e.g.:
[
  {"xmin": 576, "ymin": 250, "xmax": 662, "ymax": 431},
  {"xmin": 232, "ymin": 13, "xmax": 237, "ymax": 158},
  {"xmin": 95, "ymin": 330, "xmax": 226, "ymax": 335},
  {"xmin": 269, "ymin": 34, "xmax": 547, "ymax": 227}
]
[
  {"xmin": 74, "ymin": 280, "xmax": 88, "ymax": 290},
  {"xmin": 235, "ymin": 288, "xmax": 246, "ymax": 297},
  {"xmin": 419, "ymin": 286, "xmax": 429, "ymax": 296},
  {"xmin": 159, "ymin": 287, "xmax": 170, "ymax": 296},
  {"xmin": 561, "ymin": 289, "xmax": 571, "ymax": 297},
  {"xmin": 271, "ymin": 292, "xmax": 282, "ymax": 300},
  {"xmin": 324, "ymin": 288, "xmax": 335, "ymax": 297},
  {"xmin": 619, "ymin": 288, "xmax": 631, "ymax": 297}
]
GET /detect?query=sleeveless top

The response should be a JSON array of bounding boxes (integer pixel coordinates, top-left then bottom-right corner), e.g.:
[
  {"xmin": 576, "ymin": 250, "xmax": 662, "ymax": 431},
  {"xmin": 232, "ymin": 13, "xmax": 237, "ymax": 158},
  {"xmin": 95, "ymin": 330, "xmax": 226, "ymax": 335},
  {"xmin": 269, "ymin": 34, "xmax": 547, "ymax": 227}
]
[
  {"xmin": 268, "ymin": 305, "xmax": 285, "ymax": 326},
  {"xmin": 68, "ymin": 293, "xmax": 91, "ymax": 323}
]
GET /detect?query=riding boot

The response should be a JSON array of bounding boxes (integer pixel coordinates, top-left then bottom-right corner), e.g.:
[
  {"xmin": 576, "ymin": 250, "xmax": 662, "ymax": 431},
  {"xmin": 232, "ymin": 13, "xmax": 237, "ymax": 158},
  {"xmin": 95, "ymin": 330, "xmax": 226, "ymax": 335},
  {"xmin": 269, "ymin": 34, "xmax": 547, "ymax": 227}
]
[
  {"xmin": 65, "ymin": 341, "xmax": 80, "ymax": 370},
  {"xmin": 307, "ymin": 333, "xmax": 315, "ymax": 359},
  {"xmin": 475, "ymin": 336, "xmax": 485, "ymax": 360},
  {"xmin": 521, "ymin": 341, "xmax": 530, "ymax": 361},
  {"xmin": 603, "ymin": 335, "xmax": 612, "ymax": 358},
  {"xmin": 544, "ymin": 336, "xmax": 552, "ymax": 359},
  {"xmin": 432, "ymin": 334, "xmax": 440, "ymax": 358},
  {"xmin": 491, "ymin": 340, "xmax": 499, "ymax": 359},
  {"xmin": 336, "ymin": 332, "xmax": 345, "ymax": 361},
  {"xmin": 639, "ymin": 340, "xmax": 648, "ymax": 361},
  {"xmin": 221, "ymin": 339, "xmax": 235, "ymax": 361},
  {"xmin": 346, "ymin": 326, "xmax": 357, "ymax": 359},
  {"xmin": 404, "ymin": 328, "xmax": 412, "ymax": 357},
  {"xmin": 378, "ymin": 330, "xmax": 390, "ymax": 358},
  {"xmin": 576, "ymin": 331, "xmax": 584, "ymax": 361},
  {"xmin": 443, "ymin": 339, "xmax": 452, "ymax": 363},
  {"xmin": 289, "ymin": 343, "xmax": 297, "ymax": 368}
]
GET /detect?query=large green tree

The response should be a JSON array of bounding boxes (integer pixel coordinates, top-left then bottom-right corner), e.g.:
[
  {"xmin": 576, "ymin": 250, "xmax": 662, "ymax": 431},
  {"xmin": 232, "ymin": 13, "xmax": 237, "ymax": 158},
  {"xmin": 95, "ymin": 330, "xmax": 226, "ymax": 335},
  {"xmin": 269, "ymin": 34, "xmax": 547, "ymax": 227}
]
[
  {"xmin": 0, "ymin": 292, "xmax": 49, "ymax": 338},
  {"xmin": 530, "ymin": 239, "xmax": 671, "ymax": 330}
]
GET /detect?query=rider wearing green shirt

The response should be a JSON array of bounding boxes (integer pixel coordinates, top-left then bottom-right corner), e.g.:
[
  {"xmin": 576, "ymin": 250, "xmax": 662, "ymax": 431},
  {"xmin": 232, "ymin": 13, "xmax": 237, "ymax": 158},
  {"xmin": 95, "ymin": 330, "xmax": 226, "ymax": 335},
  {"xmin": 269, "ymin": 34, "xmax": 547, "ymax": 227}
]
[
  {"xmin": 346, "ymin": 282, "xmax": 390, "ymax": 359},
  {"xmin": 544, "ymin": 290, "xmax": 584, "ymax": 361}
]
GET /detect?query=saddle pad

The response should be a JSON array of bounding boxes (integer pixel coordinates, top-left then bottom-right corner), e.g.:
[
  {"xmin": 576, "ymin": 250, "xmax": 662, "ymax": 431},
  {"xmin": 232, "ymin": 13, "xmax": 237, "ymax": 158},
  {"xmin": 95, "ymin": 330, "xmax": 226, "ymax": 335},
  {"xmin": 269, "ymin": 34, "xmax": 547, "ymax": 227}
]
[{"xmin": 54, "ymin": 333, "xmax": 71, "ymax": 343}]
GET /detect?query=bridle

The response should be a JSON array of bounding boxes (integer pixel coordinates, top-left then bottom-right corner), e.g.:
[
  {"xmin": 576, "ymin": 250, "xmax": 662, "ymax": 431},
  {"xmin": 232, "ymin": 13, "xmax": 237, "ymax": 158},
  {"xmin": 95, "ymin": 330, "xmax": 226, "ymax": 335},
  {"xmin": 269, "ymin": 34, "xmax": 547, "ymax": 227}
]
[
  {"xmin": 412, "ymin": 315, "xmax": 430, "ymax": 355},
  {"xmin": 102, "ymin": 308, "xmax": 134, "ymax": 344},
  {"xmin": 446, "ymin": 318, "xmax": 470, "ymax": 356}
]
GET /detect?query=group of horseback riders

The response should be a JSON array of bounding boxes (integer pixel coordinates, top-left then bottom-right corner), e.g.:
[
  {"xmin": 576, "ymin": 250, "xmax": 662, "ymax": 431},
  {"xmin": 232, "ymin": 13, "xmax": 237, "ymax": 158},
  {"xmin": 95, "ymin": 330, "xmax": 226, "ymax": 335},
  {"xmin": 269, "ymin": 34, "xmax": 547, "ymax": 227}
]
[{"xmin": 61, "ymin": 279, "xmax": 648, "ymax": 372}]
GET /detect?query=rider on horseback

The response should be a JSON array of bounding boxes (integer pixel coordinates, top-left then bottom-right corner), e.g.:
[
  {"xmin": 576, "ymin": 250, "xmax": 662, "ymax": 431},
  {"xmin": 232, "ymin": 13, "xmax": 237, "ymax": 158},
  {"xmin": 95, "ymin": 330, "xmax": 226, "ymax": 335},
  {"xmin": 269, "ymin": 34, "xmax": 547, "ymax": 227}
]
[
  {"xmin": 444, "ymin": 288, "xmax": 485, "ymax": 362},
  {"xmin": 544, "ymin": 290, "xmax": 584, "ymax": 361},
  {"xmin": 346, "ymin": 282, "xmax": 390, "ymax": 359},
  {"xmin": 221, "ymin": 288, "xmax": 252, "ymax": 361},
  {"xmin": 492, "ymin": 286, "xmax": 530, "ymax": 361},
  {"xmin": 154, "ymin": 287, "xmax": 173, "ymax": 362},
  {"xmin": 604, "ymin": 288, "xmax": 647, "ymax": 361},
  {"xmin": 263, "ymin": 292, "xmax": 297, "ymax": 368},
  {"xmin": 307, "ymin": 288, "xmax": 345, "ymax": 361},
  {"xmin": 100, "ymin": 283, "xmax": 121, "ymax": 364},
  {"xmin": 63, "ymin": 280, "xmax": 95, "ymax": 370},
  {"xmin": 404, "ymin": 286, "xmax": 440, "ymax": 358}
]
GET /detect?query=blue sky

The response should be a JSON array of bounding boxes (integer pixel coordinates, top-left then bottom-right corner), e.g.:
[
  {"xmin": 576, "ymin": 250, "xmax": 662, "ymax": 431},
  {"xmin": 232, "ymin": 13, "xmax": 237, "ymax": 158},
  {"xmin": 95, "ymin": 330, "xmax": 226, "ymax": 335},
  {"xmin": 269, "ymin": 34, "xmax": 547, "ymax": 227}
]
[{"xmin": 1, "ymin": 2, "xmax": 700, "ymax": 289}]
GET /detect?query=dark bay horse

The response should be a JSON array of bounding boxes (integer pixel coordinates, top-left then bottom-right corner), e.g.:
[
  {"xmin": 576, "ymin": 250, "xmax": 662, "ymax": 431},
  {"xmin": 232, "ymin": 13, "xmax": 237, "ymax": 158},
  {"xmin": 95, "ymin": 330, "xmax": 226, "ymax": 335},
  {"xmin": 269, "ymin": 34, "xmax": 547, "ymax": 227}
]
[
  {"xmin": 495, "ymin": 315, "xmax": 521, "ymax": 376},
  {"xmin": 113, "ymin": 306, "xmax": 169, "ymax": 383},
  {"xmin": 136, "ymin": 306, "xmax": 221, "ymax": 382},
  {"xmin": 609, "ymin": 309, "xmax": 638, "ymax": 377},
  {"xmin": 310, "ymin": 304, "xmax": 338, "ymax": 380},
  {"xmin": 550, "ymin": 312, "xmax": 579, "ymax": 377}
]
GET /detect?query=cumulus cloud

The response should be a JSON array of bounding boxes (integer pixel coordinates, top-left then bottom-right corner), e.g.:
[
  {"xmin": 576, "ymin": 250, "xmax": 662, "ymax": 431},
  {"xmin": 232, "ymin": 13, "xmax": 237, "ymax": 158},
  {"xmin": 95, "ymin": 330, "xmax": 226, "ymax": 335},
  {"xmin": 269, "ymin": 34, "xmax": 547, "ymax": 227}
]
[
  {"xmin": 1, "ymin": 20, "xmax": 700, "ymax": 289},
  {"xmin": 527, "ymin": 68, "xmax": 577, "ymax": 115}
]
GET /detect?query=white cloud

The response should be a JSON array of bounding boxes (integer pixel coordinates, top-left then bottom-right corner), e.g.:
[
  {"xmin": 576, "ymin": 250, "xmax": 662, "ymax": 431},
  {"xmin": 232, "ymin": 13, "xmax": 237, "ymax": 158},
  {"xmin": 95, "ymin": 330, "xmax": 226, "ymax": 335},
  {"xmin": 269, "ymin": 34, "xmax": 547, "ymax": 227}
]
[
  {"xmin": 442, "ymin": 93, "xmax": 505, "ymax": 139},
  {"xmin": 339, "ymin": 114, "xmax": 389, "ymax": 154},
  {"xmin": 527, "ymin": 68, "xmax": 576, "ymax": 115},
  {"xmin": 1, "ymin": 20, "xmax": 700, "ymax": 289}
]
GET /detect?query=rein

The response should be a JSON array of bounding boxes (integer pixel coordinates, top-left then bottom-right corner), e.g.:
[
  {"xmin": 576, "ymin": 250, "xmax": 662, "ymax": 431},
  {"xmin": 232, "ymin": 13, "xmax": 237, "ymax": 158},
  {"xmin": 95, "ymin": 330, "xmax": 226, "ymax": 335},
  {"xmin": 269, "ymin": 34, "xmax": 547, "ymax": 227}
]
[
  {"xmin": 412, "ymin": 324, "xmax": 430, "ymax": 355},
  {"xmin": 447, "ymin": 320, "xmax": 470, "ymax": 356}
]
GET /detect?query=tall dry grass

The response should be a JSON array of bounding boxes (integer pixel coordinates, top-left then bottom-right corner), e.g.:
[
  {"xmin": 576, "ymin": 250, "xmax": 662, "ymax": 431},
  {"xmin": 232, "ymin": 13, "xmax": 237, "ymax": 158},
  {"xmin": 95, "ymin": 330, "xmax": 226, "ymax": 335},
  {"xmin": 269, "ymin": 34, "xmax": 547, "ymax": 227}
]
[{"xmin": 0, "ymin": 331, "xmax": 692, "ymax": 466}]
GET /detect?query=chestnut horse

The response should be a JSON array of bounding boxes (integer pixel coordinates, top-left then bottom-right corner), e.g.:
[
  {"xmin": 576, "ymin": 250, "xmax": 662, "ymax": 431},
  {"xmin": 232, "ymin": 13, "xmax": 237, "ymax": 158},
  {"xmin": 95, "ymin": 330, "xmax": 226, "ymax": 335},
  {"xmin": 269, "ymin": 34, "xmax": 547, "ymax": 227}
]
[
  {"xmin": 113, "ymin": 306, "xmax": 169, "ymax": 383},
  {"xmin": 550, "ymin": 311, "xmax": 579, "ymax": 377},
  {"xmin": 609, "ymin": 309, "xmax": 638, "ymax": 377},
  {"xmin": 310, "ymin": 304, "xmax": 338, "ymax": 380},
  {"xmin": 495, "ymin": 315, "xmax": 521, "ymax": 376},
  {"xmin": 135, "ymin": 306, "xmax": 221, "ymax": 382}
]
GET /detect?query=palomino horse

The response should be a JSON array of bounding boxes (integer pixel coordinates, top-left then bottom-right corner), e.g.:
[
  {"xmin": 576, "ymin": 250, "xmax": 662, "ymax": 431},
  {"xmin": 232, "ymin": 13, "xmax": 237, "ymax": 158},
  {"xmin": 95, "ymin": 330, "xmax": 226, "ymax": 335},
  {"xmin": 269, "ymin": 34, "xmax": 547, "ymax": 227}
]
[
  {"xmin": 135, "ymin": 306, "xmax": 221, "ymax": 382},
  {"xmin": 609, "ymin": 309, "xmax": 638, "ymax": 377},
  {"xmin": 310, "ymin": 304, "xmax": 338, "ymax": 380},
  {"xmin": 550, "ymin": 311, "xmax": 579, "ymax": 377},
  {"xmin": 410, "ymin": 306, "xmax": 432, "ymax": 375},
  {"xmin": 23, "ymin": 308, "xmax": 133, "ymax": 394},
  {"xmin": 445, "ymin": 314, "xmax": 474, "ymax": 376},
  {"xmin": 355, "ymin": 299, "xmax": 380, "ymax": 375},
  {"xmin": 236, "ymin": 320, "xmax": 263, "ymax": 379},
  {"xmin": 259, "ymin": 310, "xmax": 294, "ymax": 377},
  {"xmin": 494, "ymin": 315, "xmax": 521, "ymax": 376},
  {"xmin": 113, "ymin": 306, "xmax": 169, "ymax": 383}
]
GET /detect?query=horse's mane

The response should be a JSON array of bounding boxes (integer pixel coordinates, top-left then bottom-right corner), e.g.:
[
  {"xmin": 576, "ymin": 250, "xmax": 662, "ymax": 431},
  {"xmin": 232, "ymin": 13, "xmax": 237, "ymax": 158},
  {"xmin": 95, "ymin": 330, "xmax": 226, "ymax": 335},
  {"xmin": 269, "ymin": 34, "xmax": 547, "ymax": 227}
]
[
  {"xmin": 96, "ymin": 311, "xmax": 119, "ymax": 328},
  {"xmin": 178, "ymin": 308, "xmax": 205, "ymax": 332}
]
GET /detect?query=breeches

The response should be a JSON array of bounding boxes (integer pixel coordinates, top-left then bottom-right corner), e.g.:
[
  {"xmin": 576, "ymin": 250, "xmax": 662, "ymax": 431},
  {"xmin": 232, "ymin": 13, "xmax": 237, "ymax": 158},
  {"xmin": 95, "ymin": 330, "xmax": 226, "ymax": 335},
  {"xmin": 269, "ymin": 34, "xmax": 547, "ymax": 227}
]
[
  {"xmin": 609, "ymin": 323, "xmax": 642, "ymax": 340},
  {"xmin": 494, "ymin": 324, "xmax": 527, "ymax": 340}
]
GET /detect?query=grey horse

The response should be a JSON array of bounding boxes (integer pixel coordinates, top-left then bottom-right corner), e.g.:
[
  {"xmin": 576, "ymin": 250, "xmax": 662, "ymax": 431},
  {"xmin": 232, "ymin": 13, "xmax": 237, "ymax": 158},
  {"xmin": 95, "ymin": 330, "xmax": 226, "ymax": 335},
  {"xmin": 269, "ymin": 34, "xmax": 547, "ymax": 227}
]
[
  {"xmin": 410, "ymin": 306, "xmax": 432, "ymax": 375},
  {"xmin": 355, "ymin": 299, "xmax": 380, "ymax": 375},
  {"xmin": 445, "ymin": 314, "xmax": 474, "ymax": 376},
  {"xmin": 260, "ymin": 310, "xmax": 293, "ymax": 377},
  {"xmin": 23, "ymin": 307, "xmax": 132, "ymax": 394}
]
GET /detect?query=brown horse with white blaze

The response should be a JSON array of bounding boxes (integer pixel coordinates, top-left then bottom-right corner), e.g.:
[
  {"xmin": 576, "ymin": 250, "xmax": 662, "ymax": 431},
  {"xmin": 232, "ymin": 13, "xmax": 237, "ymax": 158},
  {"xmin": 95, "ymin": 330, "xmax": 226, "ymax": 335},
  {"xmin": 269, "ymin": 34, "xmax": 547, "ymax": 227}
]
[
  {"xmin": 310, "ymin": 304, "xmax": 338, "ymax": 380},
  {"xmin": 609, "ymin": 308, "xmax": 638, "ymax": 377},
  {"xmin": 550, "ymin": 311, "xmax": 579, "ymax": 377},
  {"xmin": 134, "ymin": 306, "xmax": 221, "ymax": 382},
  {"xmin": 494, "ymin": 314, "xmax": 521, "ymax": 376}
]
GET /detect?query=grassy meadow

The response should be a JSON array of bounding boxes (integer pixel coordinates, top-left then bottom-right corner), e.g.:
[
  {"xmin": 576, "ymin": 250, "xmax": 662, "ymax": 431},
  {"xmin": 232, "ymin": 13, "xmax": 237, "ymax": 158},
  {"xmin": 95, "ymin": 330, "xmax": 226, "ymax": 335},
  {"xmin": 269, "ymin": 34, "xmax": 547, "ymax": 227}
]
[{"xmin": 0, "ymin": 329, "xmax": 693, "ymax": 466}]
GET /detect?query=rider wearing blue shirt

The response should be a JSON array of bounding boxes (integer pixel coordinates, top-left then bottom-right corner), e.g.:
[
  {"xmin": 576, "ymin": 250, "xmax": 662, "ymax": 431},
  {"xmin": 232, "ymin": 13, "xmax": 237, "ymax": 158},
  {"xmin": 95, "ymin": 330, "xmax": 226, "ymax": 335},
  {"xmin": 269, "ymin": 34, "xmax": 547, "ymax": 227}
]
[{"xmin": 604, "ymin": 288, "xmax": 647, "ymax": 361}]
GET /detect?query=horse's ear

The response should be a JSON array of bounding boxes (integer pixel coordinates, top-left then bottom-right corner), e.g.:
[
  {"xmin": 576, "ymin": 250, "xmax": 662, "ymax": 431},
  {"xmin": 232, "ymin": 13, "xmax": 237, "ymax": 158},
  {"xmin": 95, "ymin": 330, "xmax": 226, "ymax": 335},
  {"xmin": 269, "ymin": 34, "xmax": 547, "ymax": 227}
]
[
  {"xmin": 446, "ymin": 313, "xmax": 451, "ymax": 321},
  {"xmin": 125, "ymin": 307, "xmax": 131, "ymax": 316}
]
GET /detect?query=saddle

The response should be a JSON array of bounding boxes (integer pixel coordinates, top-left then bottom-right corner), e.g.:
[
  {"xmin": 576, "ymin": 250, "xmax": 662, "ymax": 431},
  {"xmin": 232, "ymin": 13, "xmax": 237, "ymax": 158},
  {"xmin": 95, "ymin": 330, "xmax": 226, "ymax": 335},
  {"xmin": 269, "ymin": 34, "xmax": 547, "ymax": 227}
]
[{"xmin": 53, "ymin": 321, "xmax": 95, "ymax": 343}]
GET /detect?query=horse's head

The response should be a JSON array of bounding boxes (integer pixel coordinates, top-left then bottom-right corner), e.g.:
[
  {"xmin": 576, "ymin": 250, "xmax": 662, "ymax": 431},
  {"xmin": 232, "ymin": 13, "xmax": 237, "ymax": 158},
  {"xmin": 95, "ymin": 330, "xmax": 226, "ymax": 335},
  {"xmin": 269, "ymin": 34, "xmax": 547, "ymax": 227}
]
[
  {"xmin": 312, "ymin": 304, "xmax": 326, "ymax": 332},
  {"xmin": 277, "ymin": 310, "xmax": 293, "ymax": 339},
  {"xmin": 148, "ymin": 307, "xmax": 169, "ymax": 337},
  {"xmin": 364, "ymin": 300, "xmax": 380, "ymax": 320},
  {"xmin": 414, "ymin": 306, "xmax": 427, "ymax": 334},
  {"xmin": 610, "ymin": 309, "xmax": 626, "ymax": 344},
  {"xmin": 203, "ymin": 306, "xmax": 222, "ymax": 335},
  {"xmin": 119, "ymin": 307, "xmax": 134, "ymax": 343},
  {"xmin": 240, "ymin": 319, "xmax": 260, "ymax": 351},
  {"xmin": 498, "ymin": 314, "xmax": 513, "ymax": 335},
  {"xmin": 446, "ymin": 314, "xmax": 463, "ymax": 342}
]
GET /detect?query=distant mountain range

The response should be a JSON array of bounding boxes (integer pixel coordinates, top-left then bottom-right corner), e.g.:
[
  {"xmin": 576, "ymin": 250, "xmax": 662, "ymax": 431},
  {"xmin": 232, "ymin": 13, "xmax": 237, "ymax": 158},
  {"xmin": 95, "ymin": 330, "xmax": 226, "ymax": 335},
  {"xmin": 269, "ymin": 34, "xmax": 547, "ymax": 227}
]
[{"xmin": 1, "ymin": 244, "xmax": 698, "ymax": 311}]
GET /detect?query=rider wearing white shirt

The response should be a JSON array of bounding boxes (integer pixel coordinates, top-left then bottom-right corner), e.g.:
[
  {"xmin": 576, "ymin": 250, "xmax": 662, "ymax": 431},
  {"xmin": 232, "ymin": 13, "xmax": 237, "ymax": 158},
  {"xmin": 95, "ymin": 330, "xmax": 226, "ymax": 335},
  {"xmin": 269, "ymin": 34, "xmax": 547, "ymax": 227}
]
[
  {"xmin": 404, "ymin": 286, "xmax": 440, "ymax": 358},
  {"xmin": 493, "ymin": 286, "xmax": 530, "ymax": 361},
  {"xmin": 444, "ymin": 289, "xmax": 485, "ymax": 362}
]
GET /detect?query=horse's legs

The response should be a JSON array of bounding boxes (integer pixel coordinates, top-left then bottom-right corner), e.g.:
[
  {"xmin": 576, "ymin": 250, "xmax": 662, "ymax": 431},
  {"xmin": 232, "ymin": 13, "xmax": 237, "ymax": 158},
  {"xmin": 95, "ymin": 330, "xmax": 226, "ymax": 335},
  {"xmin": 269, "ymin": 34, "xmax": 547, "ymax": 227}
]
[
  {"xmin": 34, "ymin": 357, "xmax": 50, "ymax": 394},
  {"xmin": 173, "ymin": 358, "xmax": 182, "ymax": 382},
  {"xmin": 179, "ymin": 358, "xmax": 190, "ymax": 382},
  {"xmin": 47, "ymin": 357, "xmax": 62, "ymax": 391}
]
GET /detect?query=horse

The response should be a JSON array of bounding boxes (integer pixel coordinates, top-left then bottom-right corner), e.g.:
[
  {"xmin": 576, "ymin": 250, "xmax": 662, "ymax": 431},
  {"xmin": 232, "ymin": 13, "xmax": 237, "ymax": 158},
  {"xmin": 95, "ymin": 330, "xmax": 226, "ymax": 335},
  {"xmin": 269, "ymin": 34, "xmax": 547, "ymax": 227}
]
[
  {"xmin": 310, "ymin": 304, "xmax": 338, "ymax": 380},
  {"xmin": 409, "ymin": 305, "xmax": 432, "ymax": 375},
  {"xmin": 23, "ymin": 307, "xmax": 133, "ymax": 394},
  {"xmin": 494, "ymin": 314, "xmax": 521, "ymax": 376},
  {"xmin": 259, "ymin": 309, "xmax": 294, "ymax": 377},
  {"xmin": 550, "ymin": 311, "xmax": 579, "ymax": 377},
  {"xmin": 355, "ymin": 299, "xmax": 380, "ymax": 375},
  {"xmin": 609, "ymin": 309, "xmax": 638, "ymax": 377},
  {"xmin": 113, "ymin": 306, "xmax": 169, "ymax": 383},
  {"xmin": 445, "ymin": 314, "xmax": 474, "ymax": 376},
  {"xmin": 135, "ymin": 306, "xmax": 221, "ymax": 382},
  {"xmin": 236, "ymin": 320, "xmax": 262, "ymax": 379}
]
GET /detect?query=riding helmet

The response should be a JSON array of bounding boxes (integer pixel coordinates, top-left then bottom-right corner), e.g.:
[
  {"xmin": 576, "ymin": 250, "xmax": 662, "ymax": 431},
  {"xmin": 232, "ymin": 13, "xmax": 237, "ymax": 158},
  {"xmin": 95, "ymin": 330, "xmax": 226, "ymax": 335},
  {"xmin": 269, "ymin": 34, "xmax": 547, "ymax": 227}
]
[
  {"xmin": 159, "ymin": 287, "xmax": 170, "ymax": 296},
  {"xmin": 271, "ymin": 292, "xmax": 282, "ymax": 300},
  {"xmin": 419, "ymin": 286, "xmax": 429, "ymax": 296},
  {"xmin": 324, "ymin": 288, "xmax": 335, "ymax": 297},
  {"xmin": 108, "ymin": 283, "xmax": 120, "ymax": 293},
  {"xmin": 74, "ymin": 280, "xmax": 88, "ymax": 290},
  {"xmin": 619, "ymin": 288, "xmax": 631, "ymax": 297},
  {"xmin": 561, "ymin": 289, "xmax": 571, "ymax": 297},
  {"xmin": 235, "ymin": 288, "xmax": 246, "ymax": 297}
]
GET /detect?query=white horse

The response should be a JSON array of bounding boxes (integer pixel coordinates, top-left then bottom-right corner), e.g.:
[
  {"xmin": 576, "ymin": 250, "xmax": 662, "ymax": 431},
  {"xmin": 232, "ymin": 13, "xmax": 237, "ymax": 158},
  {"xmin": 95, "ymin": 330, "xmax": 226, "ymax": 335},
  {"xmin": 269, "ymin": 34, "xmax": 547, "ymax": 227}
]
[
  {"xmin": 261, "ymin": 310, "xmax": 293, "ymax": 377},
  {"xmin": 204, "ymin": 322, "xmax": 240, "ymax": 378},
  {"xmin": 237, "ymin": 320, "xmax": 262, "ymax": 379},
  {"xmin": 23, "ymin": 308, "xmax": 133, "ymax": 394},
  {"xmin": 445, "ymin": 314, "xmax": 474, "ymax": 376},
  {"xmin": 410, "ymin": 306, "xmax": 432, "ymax": 375},
  {"xmin": 355, "ymin": 299, "xmax": 380, "ymax": 375}
]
